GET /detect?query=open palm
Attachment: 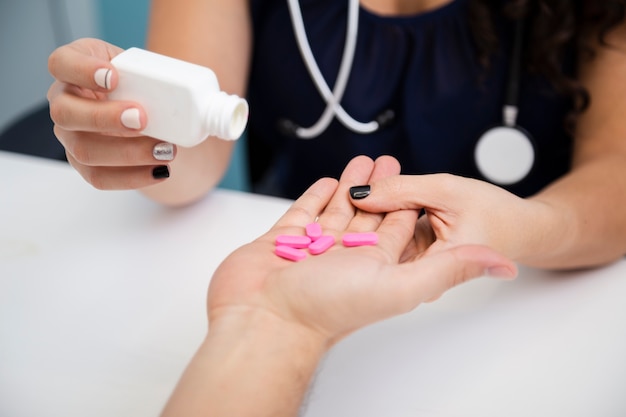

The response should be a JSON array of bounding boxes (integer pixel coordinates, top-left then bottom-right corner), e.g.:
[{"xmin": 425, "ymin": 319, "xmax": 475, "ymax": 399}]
[{"xmin": 207, "ymin": 156, "xmax": 517, "ymax": 344}]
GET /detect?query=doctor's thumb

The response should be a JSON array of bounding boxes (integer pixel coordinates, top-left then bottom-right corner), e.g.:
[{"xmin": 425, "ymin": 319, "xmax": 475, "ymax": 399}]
[{"xmin": 349, "ymin": 177, "xmax": 425, "ymax": 213}]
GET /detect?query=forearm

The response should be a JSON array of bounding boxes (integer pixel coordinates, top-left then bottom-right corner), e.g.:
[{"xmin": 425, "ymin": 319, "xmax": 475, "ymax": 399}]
[
  {"xmin": 522, "ymin": 20, "xmax": 626, "ymax": 269},
  {"xmin": 160, "ymin": 309, "xmax": 327, "ymax": 417},
  {"xmin": 141, "ymin": 0, "xmax": 251, "ymax": 206},
  {"xmin": 524, "ymin": 153, "xmax": 626, "ymax": 269}
]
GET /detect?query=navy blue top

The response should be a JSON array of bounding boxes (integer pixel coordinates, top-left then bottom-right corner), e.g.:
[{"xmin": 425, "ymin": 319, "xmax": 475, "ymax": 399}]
[{"xmin": 247, "ymin": 0, "xmax": 575, "ymax": 199}]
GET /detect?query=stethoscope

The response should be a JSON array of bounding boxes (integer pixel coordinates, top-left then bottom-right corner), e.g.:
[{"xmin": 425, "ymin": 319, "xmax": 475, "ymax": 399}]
[
  {"xmin": 282, "ymin": 0, "xmax": 536, "ymax": 186},
  {"xmin": 474, "ymin": 16, "xmax": 536, "ymax": 185}
]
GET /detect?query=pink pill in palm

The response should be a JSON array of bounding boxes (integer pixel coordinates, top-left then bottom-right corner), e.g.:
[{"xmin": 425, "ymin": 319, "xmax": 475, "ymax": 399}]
[
  {"xmin": 275, "ymin": 234, "xmax": 312, "ymax": 248},
  {"xmin": 275, "ymin": 245, "xmax": 307, "ymax": 262},
  {"xmin": 305, "ymin": 222, "xmax": 323, "ymax": 241},
  {"xmin": 342, "ymin": 232, "xmax": 379, "ymax": 247},
  {"xmin": 308, "ymin": 235, "xmax": 335, "ymax": 255}
]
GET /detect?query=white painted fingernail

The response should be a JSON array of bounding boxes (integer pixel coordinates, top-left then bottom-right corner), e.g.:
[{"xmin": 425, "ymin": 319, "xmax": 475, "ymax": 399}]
[
  {"xmin": 94, "ymin": 68, "xmax": 112, "ymax": 90},
  {"xmin": 153, "ymin": 142, "xmax": 174, "ymax": 161},
  {"xmin": 121, "ymin": 108, "xmax": 141, "ymax": 130}
]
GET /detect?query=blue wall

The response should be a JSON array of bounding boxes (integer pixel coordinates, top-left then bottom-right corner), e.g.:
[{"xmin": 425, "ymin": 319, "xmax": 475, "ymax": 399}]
[
  {"xmin": 97, "ymin": 0, "xmax": 150, "ymax": 49},
  {"xmin": 97, "ymin": 0, "xmax": 250, "ymax": 191}
]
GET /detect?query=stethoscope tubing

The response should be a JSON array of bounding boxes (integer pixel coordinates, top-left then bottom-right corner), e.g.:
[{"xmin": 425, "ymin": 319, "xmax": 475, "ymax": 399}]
[
  {"xmin": 503, "ymin": 17, "xmax": 525, "ymax": 126},
  {"xmin": 285, "ymin": 0, "xmax": 379, "ymax": 137},
  {"xmin": 285, "ymin": 0, "xmax": 534, "ymax": 186}
]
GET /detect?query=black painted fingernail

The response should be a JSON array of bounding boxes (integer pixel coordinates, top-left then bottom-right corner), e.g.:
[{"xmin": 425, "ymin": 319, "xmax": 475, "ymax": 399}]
[
  {"xmin": 152, "ymin": 165, "xmax": 170, "ymax": 179},
  {"xmin": 350, "ymin": 185, "xmax": 371, "ymax": 199}
]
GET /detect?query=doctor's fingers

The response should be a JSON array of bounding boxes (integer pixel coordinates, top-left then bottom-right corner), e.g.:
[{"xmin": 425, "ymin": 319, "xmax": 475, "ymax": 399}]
[
  {"xmin": 55, "ymin": 127, "xmax": 176, "ymax": 167},
  {"xmin": 49, "ymin": 85, "xmax": 146, "ymax": 134},
  {"xmin": 350, "ymin": 173, "xmax": 477, "ymax": 214},
  {"xmin": 381, "ymin": 245, "xmax": 517, "ymax": 312},
  {"xmin": 346, "ymin": 155, "xmax": 402, "ymax": 232},
  {"xmin": 48, "ymin": 38, "xmax": 123, "ymax": 92},
  {"xmin": 66, "ymin": 153, "xmax": 171, "ymax": 190}
]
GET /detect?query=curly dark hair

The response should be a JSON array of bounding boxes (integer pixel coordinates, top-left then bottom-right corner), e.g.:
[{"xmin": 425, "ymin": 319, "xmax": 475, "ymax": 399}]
[{"xmin": 467, "ymin": 0, "xmax": 625, "ymax": 128}]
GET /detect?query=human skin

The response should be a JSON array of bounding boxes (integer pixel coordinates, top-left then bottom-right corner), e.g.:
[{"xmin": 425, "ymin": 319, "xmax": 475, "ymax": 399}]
[
  {"xmin": 46, "ymin": 1, "xmax": 626, "ymax": 268},
  {"xmin": 159, "ymin": 155, "xmax": 516, "ymax": 417}
]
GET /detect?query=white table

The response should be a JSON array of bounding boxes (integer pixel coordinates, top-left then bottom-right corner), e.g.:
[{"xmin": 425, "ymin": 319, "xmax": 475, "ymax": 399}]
[{"xmin": 1, "ymin": 151, "xmax": 625, "ymax": 417}]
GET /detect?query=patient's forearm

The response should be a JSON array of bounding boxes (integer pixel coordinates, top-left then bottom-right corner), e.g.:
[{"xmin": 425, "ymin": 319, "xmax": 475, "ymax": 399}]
[{"xmin": 160, "ymin": 309, "xmax": 327, "ymax": 417}]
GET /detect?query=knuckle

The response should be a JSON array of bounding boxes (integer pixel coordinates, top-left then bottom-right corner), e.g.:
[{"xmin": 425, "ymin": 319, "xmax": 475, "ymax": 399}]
[
  {"xmin": 66, "ymin": 139, "xmax": 93, "ymax": 165},
  {"xmin": 46, "ymin": 82, "xmax": 58, "ymax": 103},
  {"xmin": 90, "ymin": 107, "xmax": 111, "ymax": 131},
  {"xmin": 51, "ymin": 125, "xmax": 65, "ymax": 144},
  {"xmin": 434, "ymin": 173, "xmax": 458, "ymax": 195},
  {"xmin": 85, "ymin": 170, "xmax": 108, "ymax": 190},
  {"xmin": 386, "ymin": 175, "xmax": 405, "ymax": 195},
  {"xmin": 48, "ymin": 101, "xmax": 67, "ymax": 126},
  {"xmin": 120, "ymin": 142, "xmax": 144, "ymax": 164}
]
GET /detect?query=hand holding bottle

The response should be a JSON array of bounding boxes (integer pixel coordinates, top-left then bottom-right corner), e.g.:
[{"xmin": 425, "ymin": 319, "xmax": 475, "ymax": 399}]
[
  {"xmin": 48, "ymin": 38, "xmax": 247, "ymax": 192},
  {"xmin": 48, "ymin": 38, "xmax": 176, "ymax": 189}
]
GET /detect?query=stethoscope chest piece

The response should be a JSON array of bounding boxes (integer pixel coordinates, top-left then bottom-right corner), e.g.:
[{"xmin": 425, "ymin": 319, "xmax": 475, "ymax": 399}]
[
  {"xmin": 474, "ymin": 125, "xmax": 535, "ymax": 185},
  {"xmin": 474, "ymin": 16, "xmax": 535, "ymax": 186}
]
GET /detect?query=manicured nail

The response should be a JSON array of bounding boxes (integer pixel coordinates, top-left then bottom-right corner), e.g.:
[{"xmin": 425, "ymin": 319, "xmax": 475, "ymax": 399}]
[
  {"xmin": 121, "ymin": 108, "xmax": 141, "ymax": 129},
  {"xmin": 94, "ymin": 68, "xmax": 112, "ymax": 90},
  {"xmin": 153, "ymin": 142, "xmax": 174, "ymax": 161},
  {"xmin": 349, "ymin": 185, "xmax": 371, "ymax": 199},
  {"xmin": 152, "ymin": 165, "xmax": 170, "ymax": 179}
]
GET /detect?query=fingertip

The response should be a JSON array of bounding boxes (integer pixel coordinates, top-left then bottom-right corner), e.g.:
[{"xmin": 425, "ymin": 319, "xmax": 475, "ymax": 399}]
[
  {"xmin": 307, "ymin": 177, "xmax": 339, "ymax": 198},
  {"xmin": 48, "ymin": 38, "xmax": 122, "ymax": 91},
  {"xmin": 349, "ymin": 185, "xmax": 371, "ymax": 200},
  {"xmin": 339, "ymin": 155, "xmax": 375, "ymax": 183},
  {"xmin": 120, "ymin": 108, "xmax": 143, "ymax": 130},
  {"xmin": 152, "ymin": 165, "xmax": 170, "ymax": 180},
  {"xmin": 94, "ymin": 68, "xmax": 113, "ymax": 90},
  {"xmin": 456, "ymin": 245, "xmax": 518, "ymax": 279},
  {"xmin": 373, "ymin": 155, "xmax": 401, "ymax": 175},
  {"xmin": 486, "ymin": 265, "xmax": 518, "ymax": 279},
  {"xmin": 153, "ymin": 142, "xmax": 176, "ymax": 161},
  {"xmin": 348, "ymin": 154, "xmax": 376, "ymax": 166}
]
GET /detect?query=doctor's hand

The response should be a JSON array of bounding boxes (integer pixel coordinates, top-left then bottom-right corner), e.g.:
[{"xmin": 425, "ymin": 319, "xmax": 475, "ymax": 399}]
[
  {"xmin": 47, "ymin": 38, "xmax": 175, "ymax": 190},
  {"xmin": 349, "ymin": 171, "xmax": 562, "ymax": 268}
]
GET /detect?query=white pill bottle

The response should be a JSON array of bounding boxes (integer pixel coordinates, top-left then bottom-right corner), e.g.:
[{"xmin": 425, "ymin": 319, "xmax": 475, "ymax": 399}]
[{"xmin": 109, "ymin": 47, "xmax": 249, "ymax": 147}]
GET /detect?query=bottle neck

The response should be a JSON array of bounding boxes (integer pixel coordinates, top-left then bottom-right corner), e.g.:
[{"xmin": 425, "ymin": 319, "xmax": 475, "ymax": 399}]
[{"xmin": 204, "ymin": 91, "xmax": 249, "ymax": 140}]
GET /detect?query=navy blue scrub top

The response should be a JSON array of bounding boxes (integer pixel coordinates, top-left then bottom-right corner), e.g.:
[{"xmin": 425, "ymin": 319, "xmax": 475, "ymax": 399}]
[{"xmin": 247, "ymin": 0, "xmax": 575, "ymax": 200}]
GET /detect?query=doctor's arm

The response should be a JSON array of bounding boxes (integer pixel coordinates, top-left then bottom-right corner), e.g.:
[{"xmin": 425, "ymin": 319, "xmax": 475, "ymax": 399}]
[
  {"xmin": 140, "ymin": 0, "xmax": 252, "ymax": 206},
  {"xmin": 46, "ymin": 0, "xmax": 251, "ymax": 207},
  {"xmin": 521, "ymin": 21, "xmax": 626, "ymax": 268},
  {"xmin": 349, "ymin": 23, "xmax": 626, "ymax": 270},
  {"xmin": 159, "ymin": 156, "xmax": 516, "ymax": 417}
]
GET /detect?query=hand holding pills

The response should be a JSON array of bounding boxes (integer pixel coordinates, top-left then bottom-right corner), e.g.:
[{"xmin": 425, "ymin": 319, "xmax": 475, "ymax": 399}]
[
  {"xmin": 207, "ymin": 155, "xmax": 516, "ymax": 343},
  {"xmin": 162, "ymin": 155, "xmax": 516, "ymax": 417}
]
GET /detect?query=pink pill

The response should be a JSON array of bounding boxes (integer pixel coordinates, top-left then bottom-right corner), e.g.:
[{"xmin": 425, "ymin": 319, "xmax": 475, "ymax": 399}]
[
  {"xmin": 308, "ymin": 235, "xmax": 336, "ymax": 255},
  {"xmin": 275, "ymin": 234, "xmax": 312, "ymax": 248},
  {"xmin": 342, "ymin": 232, "xmax": 379, "ymax": 247},
  {"xmin": 275, "ymin": 245, "xmax": 307, "ymax": 262},
  {"xmin": 305, "ymin": 222, "xmax": 323, "ymax": 241}
]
